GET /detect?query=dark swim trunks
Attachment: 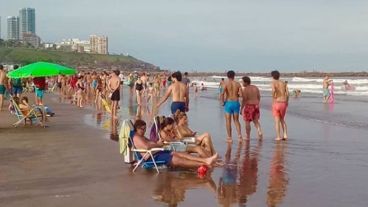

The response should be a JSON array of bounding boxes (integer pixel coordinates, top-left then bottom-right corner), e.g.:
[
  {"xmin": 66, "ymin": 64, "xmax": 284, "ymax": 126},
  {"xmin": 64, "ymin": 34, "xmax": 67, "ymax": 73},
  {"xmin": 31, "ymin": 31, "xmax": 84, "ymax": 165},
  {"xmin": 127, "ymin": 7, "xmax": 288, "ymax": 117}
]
[
  {"xmin": 171, "ymin": 101, "xmax": 186, "ymax": 114},
  {"xmin": 242, "ymin": 104, "xmax": 260, "ymax": 122},
  {"xmin": 146, "ymin": 150, "xmax": 173, "ymax": 166},
  {"xmin": 111, "ymin": 89, "xmax": 120, "ymax": 101},
  {"xmin": 0, "ymin": 85, "xmax": 5, "ymax": 95}
]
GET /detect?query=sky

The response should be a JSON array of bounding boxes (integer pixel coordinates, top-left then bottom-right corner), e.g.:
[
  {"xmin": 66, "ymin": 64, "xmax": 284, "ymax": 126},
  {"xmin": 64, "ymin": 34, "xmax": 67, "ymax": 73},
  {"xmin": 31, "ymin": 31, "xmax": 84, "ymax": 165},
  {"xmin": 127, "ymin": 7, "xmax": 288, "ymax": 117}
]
[{"xmin": 1, "ymin": 0, "xmax": 368, "ymax": 72}]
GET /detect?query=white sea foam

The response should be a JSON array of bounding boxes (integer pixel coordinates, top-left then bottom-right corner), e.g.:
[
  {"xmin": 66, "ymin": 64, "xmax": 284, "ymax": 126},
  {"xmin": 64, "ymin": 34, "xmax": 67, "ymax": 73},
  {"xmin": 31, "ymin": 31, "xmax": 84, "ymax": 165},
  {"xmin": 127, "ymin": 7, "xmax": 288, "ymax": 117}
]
[{"xmin": 192, "ymin": 76, "xmax": 368, "ymax": 96}]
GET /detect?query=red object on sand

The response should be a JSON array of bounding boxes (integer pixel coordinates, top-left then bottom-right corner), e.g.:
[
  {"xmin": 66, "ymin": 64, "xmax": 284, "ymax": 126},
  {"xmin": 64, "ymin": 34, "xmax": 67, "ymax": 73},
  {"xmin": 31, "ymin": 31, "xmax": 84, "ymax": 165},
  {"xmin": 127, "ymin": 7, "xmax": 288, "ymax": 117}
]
[{"xmin": 197, "ymin": 165, "xmax": 208, "ymax": 178}]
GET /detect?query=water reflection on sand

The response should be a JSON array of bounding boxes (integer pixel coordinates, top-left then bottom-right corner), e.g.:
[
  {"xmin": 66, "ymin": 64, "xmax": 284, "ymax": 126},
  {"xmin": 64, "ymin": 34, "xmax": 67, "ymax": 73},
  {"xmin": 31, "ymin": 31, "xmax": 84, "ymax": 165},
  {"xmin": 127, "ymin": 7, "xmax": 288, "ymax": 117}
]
[
  {"xmin": 153, "ymin": 172, "xmax": 217, "ymax": 206},
  {"xmin": 267, "ymin": 143, "xmax": 288, "ymax": 207}
]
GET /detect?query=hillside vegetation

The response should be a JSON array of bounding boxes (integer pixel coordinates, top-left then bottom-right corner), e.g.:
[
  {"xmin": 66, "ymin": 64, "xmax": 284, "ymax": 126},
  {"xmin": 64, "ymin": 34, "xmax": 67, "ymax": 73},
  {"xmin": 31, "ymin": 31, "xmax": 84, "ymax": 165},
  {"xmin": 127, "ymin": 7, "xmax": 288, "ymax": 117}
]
[{"xmin": 0, "ymin": 47, "xmax": 157, "ymax": 70}]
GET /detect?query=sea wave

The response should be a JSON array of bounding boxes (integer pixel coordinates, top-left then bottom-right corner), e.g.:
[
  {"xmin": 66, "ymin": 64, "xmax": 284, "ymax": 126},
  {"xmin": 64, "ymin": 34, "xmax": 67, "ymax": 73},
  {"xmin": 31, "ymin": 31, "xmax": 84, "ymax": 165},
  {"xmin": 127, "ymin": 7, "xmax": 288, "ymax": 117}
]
[{"xmin": 192, "ymin": 76, "xmax": 368, "ymax": 96}]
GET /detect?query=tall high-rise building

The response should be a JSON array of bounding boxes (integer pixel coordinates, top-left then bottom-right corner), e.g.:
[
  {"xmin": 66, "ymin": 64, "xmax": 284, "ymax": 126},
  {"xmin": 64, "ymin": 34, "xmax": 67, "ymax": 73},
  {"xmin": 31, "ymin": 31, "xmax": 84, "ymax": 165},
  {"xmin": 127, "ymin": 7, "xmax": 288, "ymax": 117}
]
[
  {"xmin": 90, "ymin": 35, "xmax": 108, "ymax": 54},
  {"xmin": 7, "ymin": 16, "xmax": 19, "ymax": 40},
  {"xmin": 19, "ymin": 8, "xmax": 35, "ymax": 40}
]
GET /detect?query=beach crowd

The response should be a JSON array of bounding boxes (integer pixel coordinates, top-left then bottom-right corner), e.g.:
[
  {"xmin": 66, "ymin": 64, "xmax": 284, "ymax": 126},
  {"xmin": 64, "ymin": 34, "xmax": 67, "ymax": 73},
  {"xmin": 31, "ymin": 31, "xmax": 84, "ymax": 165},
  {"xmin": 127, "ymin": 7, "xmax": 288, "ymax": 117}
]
[{"xmin": 0, "ymin": 63, "xmax": 295, "ymax": 170}]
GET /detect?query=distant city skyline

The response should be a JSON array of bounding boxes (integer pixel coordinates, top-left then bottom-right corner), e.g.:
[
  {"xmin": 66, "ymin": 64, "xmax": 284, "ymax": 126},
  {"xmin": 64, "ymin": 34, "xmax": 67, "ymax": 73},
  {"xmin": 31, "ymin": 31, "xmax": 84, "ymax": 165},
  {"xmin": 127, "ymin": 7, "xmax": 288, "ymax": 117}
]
[{"xmin": 1, "ymin": 1, "xmax": 368, "ymax": 72}]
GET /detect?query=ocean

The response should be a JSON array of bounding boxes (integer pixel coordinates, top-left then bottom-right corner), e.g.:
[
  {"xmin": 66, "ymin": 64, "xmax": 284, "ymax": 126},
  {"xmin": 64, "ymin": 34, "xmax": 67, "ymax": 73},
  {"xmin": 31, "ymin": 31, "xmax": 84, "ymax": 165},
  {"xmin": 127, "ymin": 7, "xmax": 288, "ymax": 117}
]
[{"xmin": 191, "ymin": 76, "xmax": 368, "ymax": 97}]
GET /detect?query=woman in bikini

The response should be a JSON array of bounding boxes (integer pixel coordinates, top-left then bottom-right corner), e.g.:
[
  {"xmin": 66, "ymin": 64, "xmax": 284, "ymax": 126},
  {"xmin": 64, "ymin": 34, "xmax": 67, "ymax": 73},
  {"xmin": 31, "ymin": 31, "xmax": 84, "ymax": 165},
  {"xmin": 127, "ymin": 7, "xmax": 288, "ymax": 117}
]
[
  {"xmin": 159, "ymin": 117, "xmax": 211, "ymax": 158},
  {"xmin": 174, "ymin": 111, "xmax": 216, "ymax": 156}
]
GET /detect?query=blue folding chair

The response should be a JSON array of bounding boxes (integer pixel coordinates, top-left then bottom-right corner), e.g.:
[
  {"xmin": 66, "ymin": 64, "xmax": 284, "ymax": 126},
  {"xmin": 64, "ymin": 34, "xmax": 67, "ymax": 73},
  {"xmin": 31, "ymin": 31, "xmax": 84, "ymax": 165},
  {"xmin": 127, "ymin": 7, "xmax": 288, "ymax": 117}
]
[{"xmin": 121, "ymin": 120, "xmax": 167, "ymax": 173}]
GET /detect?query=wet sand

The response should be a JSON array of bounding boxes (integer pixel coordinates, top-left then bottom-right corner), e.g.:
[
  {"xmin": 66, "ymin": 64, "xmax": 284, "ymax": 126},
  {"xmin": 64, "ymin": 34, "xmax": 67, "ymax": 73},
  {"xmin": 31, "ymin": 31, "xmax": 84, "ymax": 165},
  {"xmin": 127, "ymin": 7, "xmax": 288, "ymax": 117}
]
[{"xmin": 1, "ymin": 88, "xmax": 368, "ymax": 207}]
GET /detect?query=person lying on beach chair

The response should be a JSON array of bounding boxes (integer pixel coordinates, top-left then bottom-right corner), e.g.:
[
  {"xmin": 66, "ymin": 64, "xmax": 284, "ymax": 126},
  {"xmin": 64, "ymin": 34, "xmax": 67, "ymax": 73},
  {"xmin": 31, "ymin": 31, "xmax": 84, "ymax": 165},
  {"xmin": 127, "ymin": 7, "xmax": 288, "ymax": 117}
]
[
  {"xmin": 173, "ymin": 111, "xmax": 216, "ymax": 156},
  {"xmin": 133, "ymin": 119, "xmax": 219, "ymax": 169},
  {"xmin": 159, "ymin": 117, "xmax": 211, "ymax": 158},
  {"xmin": 9, "ymin": 96, "xmax": 43, "ymax": 127}
]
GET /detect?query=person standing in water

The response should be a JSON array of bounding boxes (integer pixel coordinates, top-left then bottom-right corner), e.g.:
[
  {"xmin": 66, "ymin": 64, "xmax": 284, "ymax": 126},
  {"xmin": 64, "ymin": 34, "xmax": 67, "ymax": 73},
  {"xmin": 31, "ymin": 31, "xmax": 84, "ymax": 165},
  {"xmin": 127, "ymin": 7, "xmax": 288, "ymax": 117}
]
[
  {"xmin": 218, "ymin": 78, "xmax": 225, "ymax": 100},
  {"xmin": 240, "ymin": 76, "xmax": 263, "ymax": 140},
  {"xmin": 322, "ymin": 75, "xmax": 332, "ymax": 103},
  {"xmin": 271, "ymin": 70, "xmax": 288, "ymax": 141},
  {"xmin": 157, "ymin": 71, "xmax": 189, "ymax": 114},
  {"xmin": 108, "ymin": 70, "xmax": 121, "ymax": 119},
  {"xmin": 221, "ymin": 70, "xmax": 242, "ymax": 142}
]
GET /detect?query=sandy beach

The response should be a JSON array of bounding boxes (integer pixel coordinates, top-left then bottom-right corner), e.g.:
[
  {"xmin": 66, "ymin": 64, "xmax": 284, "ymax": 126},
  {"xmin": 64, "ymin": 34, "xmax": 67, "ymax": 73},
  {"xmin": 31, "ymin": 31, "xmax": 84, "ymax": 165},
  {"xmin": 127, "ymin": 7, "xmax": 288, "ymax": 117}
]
[{"xmin": 1, "ymin": 87, "xmax": 368, "ymax": 207}]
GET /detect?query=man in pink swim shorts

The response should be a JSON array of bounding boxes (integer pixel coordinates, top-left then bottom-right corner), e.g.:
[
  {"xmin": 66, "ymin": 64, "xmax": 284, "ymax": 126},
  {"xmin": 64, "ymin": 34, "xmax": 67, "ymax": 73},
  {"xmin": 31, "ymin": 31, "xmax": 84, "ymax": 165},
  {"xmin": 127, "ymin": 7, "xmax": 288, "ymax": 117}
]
[{"xmin": 271, "ymin": 70, "xmax": 289, "ymax": 141}]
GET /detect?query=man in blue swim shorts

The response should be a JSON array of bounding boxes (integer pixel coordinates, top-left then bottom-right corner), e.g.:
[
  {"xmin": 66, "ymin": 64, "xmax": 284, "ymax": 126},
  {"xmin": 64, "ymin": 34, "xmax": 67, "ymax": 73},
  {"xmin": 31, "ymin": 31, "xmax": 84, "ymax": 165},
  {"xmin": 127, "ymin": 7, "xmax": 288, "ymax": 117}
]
[
  {"xmin": 132, "ymin": 120, "xmax": 218, "ymax": 169},
  {"xmin": 220, "ymin": 70, "xmax": 243, "ymax": 142},
  {"xmin": 33, "ymin": 77, "xmax": 46, "ymax": 105},
  {"xmin": 157, "ymin": 71, "xmax": 189, "ymax": 114}
]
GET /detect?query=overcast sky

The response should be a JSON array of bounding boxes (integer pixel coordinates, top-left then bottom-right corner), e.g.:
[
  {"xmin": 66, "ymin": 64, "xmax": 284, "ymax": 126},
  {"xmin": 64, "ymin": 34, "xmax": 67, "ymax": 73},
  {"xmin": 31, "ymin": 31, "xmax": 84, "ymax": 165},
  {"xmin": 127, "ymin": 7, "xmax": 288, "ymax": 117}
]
[{"xmin": 1, "ymin": 0, "xmax": 368, "ymax": 72}]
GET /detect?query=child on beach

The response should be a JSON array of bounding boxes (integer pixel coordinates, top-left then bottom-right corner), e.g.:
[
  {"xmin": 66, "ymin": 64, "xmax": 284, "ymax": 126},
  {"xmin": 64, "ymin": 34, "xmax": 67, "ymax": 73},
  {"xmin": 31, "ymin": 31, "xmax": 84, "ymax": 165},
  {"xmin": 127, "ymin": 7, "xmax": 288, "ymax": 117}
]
[
  {"xmin": 174, "ymin": 111, "xmax": 216, "ymax": 156},
  {"xmin": 159, "ymin": 117, "xmax": 210, "ymax": 158},
  {"xmin": 322, "ymin": 76, "xmax": 332, "ymax": 103},
  {"xmin": 218, "ymin": 78, "xmax": 225, "ymax": 100},
  {"xmin": 240, "ymin": 76, "xmax": 263, "ymax": 140},
  {"xmin": 271, "ymin": 70, "xmax": 289, "ymax": 141},
  {"xmin": 147, "ymin": 82, "xmax": 154, "ymax": 104},
  {"xmin": 19, "ymin": 96, "xmax": 31, "ymax": 115}
]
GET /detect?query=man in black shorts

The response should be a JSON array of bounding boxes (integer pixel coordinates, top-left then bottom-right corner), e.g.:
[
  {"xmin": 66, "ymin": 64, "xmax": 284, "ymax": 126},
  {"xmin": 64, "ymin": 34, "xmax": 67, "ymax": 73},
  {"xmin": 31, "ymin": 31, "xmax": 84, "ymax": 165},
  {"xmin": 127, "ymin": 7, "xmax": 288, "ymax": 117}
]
[{"xmin": 108, "ymin": 70, "xmax": 121, "ymax": 119}]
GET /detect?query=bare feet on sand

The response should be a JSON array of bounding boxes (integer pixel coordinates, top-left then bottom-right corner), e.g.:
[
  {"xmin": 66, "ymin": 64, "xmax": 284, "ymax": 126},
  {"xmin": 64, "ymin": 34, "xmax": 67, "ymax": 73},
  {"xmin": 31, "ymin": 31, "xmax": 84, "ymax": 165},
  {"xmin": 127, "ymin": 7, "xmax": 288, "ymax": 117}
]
[
  {"xmin": 205, "ymin": 153, "xmax": 219, "ymax": 166},
  {"xmin": 226, "ymin": 137, "xmax": 233, "ymax": 143},
  {"xmin": 275, "ymin": 137, "xmax": 282, "ymax": 141}
]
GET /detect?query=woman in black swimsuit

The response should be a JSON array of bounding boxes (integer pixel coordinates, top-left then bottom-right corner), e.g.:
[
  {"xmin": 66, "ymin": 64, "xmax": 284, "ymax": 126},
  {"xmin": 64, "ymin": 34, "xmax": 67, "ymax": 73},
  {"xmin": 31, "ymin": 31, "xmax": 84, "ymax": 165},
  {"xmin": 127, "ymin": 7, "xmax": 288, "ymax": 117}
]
[
  {"xmin": 135, "ymin": 78, "xmax": 144, "ymax": 105},
  {"xmin": 76, "ymin": 76, "xmax": 85, "ymax": 107}
]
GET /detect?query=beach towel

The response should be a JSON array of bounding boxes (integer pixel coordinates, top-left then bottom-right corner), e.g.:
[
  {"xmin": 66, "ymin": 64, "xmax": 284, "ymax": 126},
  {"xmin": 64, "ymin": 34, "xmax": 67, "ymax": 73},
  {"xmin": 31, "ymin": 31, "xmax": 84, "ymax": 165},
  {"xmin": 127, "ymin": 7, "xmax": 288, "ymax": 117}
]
[
  {"xmin": 119, "ymin": 120, "xmax": 133, "ymax": 155},
  {"xmin": 101, "ymin": 97, "xmax": 111, "ymax": 113}
]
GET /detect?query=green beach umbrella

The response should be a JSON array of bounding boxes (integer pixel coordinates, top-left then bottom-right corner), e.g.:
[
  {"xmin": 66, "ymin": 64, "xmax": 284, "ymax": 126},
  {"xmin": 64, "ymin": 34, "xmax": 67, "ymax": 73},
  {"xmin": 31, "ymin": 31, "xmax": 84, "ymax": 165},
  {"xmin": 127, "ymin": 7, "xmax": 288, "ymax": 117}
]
[{"xmin": 7, "ymin": 62, "xmax": 76, "ymax": 78}]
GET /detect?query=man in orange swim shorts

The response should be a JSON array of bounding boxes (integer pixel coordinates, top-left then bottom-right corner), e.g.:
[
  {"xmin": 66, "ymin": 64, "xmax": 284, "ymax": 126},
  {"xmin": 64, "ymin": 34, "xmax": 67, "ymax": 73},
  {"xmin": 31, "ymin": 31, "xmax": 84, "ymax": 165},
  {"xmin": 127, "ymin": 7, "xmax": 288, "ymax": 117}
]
[
  {"xmin": 240, "ymin": 76, "xmax": 263, "ymax": 140},
  {"xmin": 271, "ymin": 70, "xmax": 289, "ymax": 141}
]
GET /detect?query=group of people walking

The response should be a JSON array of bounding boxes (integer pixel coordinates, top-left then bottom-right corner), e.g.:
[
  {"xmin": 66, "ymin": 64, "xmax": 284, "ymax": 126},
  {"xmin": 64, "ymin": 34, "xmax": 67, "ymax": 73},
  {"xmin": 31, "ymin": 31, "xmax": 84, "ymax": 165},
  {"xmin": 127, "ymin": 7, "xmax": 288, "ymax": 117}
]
[{"xmin": 218, "ymin": 70, "xmax": 289, "ymax": 142}]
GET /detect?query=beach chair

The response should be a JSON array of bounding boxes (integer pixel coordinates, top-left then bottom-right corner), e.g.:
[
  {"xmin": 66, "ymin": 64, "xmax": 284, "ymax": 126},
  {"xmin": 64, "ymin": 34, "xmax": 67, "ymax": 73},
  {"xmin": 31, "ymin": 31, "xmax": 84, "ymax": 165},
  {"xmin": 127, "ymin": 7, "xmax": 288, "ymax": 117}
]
[
  {"xmin": 120, "ymin": 119, "xmax": 166, "ymax": 173},
  {"xmin": 9, "ymin": 98, "xmax": 44, "ymax": 127}
]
